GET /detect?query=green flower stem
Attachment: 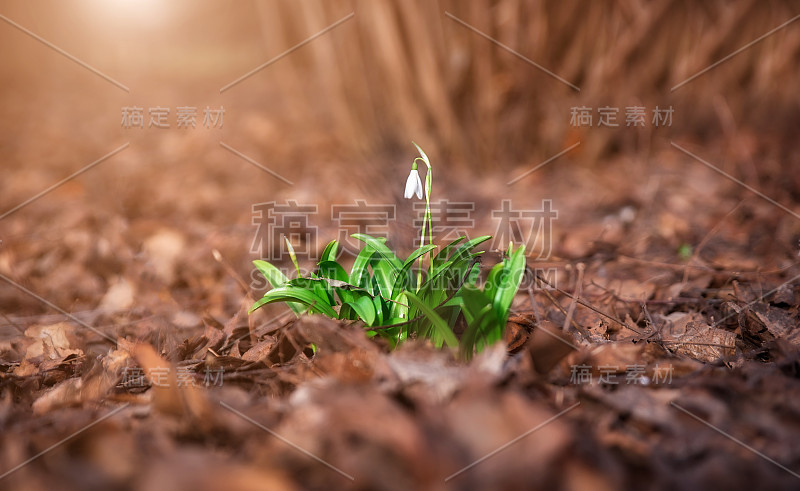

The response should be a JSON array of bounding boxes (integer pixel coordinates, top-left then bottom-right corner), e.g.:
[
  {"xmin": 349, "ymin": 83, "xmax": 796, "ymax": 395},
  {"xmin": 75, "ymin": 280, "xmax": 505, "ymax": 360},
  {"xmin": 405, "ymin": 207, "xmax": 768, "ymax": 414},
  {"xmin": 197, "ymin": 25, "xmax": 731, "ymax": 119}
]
[
  {"xmin": 415, "ymin": 157, "xmax": 432, "ymax": 291},
  {"xmin": 425, "ymin": 167, "xmax": 432, "ymax": 246}
]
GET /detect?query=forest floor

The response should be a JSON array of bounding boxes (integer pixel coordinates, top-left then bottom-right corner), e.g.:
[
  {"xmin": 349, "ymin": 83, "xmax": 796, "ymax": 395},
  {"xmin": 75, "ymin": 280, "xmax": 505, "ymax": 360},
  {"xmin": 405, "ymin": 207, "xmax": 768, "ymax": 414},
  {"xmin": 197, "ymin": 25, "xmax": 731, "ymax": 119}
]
[{"xmin": 1, "ymin": 123, "xmax": 800, "ymax": 490}]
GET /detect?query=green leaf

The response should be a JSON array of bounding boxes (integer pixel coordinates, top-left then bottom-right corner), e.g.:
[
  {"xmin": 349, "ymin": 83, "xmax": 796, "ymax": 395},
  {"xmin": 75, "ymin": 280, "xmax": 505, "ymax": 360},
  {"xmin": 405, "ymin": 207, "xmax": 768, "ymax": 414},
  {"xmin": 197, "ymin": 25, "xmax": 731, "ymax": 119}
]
[
  {"xmin": 252, "ymin": 260, "xmax": 304, "ymax": 315},
  {"xmin": 390, "ymin": 291, "xmax": 409, "ymax": 322},
  {"xmin": 372, "ymin": 294, "xmax": 386, "ymax": 325},
  {"xmin": 253, "ymin": 260, "xmax": 289, "ymax": 289},
  {"xmin": 345, "ymin": 293, "xmax": 376, "ymax": 326},
  {"xmin": 338, "ymin": 302, "xmax": 355, "ymax": 320},
  {"xmin": 402, "ymin": 244, "xmax": 437, "ymax": 271},
  {"xmin": 456, "ymin": 285, "xmax": 492, "ymax": 324},
  {"xmin": 319, "ymin": 240, "xmax": 339, "ymax": 263},
  {"xmin": 317, "ymin": 260, "xmax": 349, "ymax": 283},
  {"xmin": 404, "ymin": 292, "xmax": 458, "ymax": 348},
  {"xmin": 425, "ymin": 254, "xmax": 480, "ymax": 299},
  {"xmin": 390, "ymin": 244, "xmax": 436, "ymax": 297},
  {"xmin": 284, "ymin": 237, "xmax": 300, "ymax": 276},
  {"xmin": 484, "ymin": 261, "xmax": 505, "ymax": 309},
  {"xmin": 466, "ymin": 261, "xmax": 481, "ymax": 285},
  {"xmin": 456, "ymin": 285, "xmax": 499, "ymax": 359},
  {"xmin": 372, "ymin": 259, "xmax": 397, "ymax": 300},
  {"xmin": 492, "ymin": 245, "xmax": 526, "ymax": 325},
  {"xmin": 423, "ymin": 235, "xmax": 489, "ymax": 299},
  {"xmin": 432, "ymin": 235, "xmax": 491, "ymax": 276},
  {"xmin": 350, "ymin": 241, "xmax": 377, "ymax": 288},
  {"xmin": 349, "ymin": 234, "xmax": 402, "ymax": 298},
  {"xmin": 334, "ymin": 288, "xmax": 384, "ymax": 326},
  {"xmin": 286, "ymin": 277, "xmax": 337, "ymax": 306},
  {"xmin": 448, "ymin": 235, "xmax": 491, "ymax": 260},
  {"xmin": 432, "ymin": 236, "xmax": 465, "ymax": 271},
  {"xmin": 352, "ymin": 234, "xmax": 402, "ymax": 271},
  {"xmin": 462, "ymin": 304, "xmax": 497, "ymax": 359},
  {"xmin": 249, "ymin": 286, "xmax": 337, "ymax": 317}
]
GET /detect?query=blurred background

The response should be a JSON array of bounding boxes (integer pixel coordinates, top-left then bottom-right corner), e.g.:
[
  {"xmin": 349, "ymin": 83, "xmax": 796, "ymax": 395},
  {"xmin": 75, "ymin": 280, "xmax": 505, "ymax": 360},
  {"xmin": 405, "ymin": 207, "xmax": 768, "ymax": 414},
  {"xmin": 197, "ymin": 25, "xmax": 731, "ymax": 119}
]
[{"xmin": 1, "ymin": 0, "xmax": 799, "ymax": 318}]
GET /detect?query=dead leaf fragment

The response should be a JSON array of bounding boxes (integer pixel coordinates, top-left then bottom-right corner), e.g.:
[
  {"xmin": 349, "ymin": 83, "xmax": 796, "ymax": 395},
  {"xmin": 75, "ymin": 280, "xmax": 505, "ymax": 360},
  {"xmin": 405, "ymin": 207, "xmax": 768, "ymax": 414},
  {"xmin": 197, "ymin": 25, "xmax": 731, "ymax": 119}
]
[
  {"xmin": 661, "ymin": 313, "xmax": 736, "ymax": 362},
  {"xmin": 241, "ymin": 336, "xmax": 278, "ymax": 363},
  {"xmin": 131, "ymin": 343, "xmax": 211, "ymax": 422},
  {"xmin": 22, "ymin": 322, "xmax": 82, "ymax": 361},
  {"xmin": 98, "ymin": 277, "xmax": 135, "ymax": 313},
  {"xmin": 527, "ymin": 320, "xmax": 577, "ymax": 374},
  {"xmin": 143, "ymin": 229, "xmax": 185, "ymax": 284}
]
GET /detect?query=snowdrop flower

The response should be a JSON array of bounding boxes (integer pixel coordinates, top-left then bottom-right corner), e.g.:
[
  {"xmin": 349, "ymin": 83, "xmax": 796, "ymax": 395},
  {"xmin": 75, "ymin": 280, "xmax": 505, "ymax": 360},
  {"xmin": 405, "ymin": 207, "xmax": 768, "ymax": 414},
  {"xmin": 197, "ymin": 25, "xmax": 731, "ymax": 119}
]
[{"xmin": 404, "ymin": 162, "xmax": 423, "ymax": 199}]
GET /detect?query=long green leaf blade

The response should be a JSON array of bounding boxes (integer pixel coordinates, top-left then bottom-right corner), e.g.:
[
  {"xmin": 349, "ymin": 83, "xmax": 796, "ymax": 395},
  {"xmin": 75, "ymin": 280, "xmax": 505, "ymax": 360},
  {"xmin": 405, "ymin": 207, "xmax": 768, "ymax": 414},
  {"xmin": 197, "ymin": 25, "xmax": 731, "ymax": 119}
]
[
  {"xmin": 432, "ymin": 236, "xmax": 465, "ymax": 271},
  {"xmin": 345, "ymin": 293, "xmax": 376, "ymax": 326},
  {"xmin": 352, "ymin": 234, "xmax": 402, "ymax": 271},
  {"xmin": 493, "ymin": 245, "xmax": 526, "ymax": 325},
  {"xmin": 350, "ymin": 242, "xmax": 377, "ymax": 288},
  {"xmin": 253, "ymin": 260, "xmax": 289, "ymax": 288},
  {"xmin": 284, "ymin": 237, "xmax": 300, "ymax": 276},
  {"xmin": 317, "ymin": 260, "xmax": 350, "ymax": 283},
  {"xmin": 252, "ymin": 260, "xmax": 304, "ymax": 315},
  {"xmin": 249, "ymin": 286, "xmax": 337, "ymax": 317},
  {"xmin": 405, "ymin": 292, "xmax": 458, "ymax": 348},
  {"xmin": 391, "ymin": 244, "xmax": 437, "ymax": 298},
  {"xmin": 319, "ymin": 240, "xmax": 339, "ymax": 263}
]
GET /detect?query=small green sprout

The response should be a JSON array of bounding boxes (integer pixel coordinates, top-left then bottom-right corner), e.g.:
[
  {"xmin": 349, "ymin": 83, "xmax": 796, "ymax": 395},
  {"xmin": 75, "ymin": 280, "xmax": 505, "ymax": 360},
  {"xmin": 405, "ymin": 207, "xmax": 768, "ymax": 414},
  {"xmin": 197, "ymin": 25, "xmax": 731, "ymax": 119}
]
[{"xmin": 677, "ymin": 243, "xmax": 693, "ymax": 260}]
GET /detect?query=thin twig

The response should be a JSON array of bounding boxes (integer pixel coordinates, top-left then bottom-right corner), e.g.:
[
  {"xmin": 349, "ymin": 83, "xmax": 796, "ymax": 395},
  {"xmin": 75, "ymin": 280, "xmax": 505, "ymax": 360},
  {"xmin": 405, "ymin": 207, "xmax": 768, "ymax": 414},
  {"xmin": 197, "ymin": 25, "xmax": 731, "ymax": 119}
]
[
  {"xmin": 212, "ymin": 249, "xmax": 254, "ymax": 300},
  {"xmin": 0, "ymin": 311, "xmax": 25, "ymax": 334},
  {"xmin": 527, "ymin": 286, "xmax": 540, "ymax": 326},
  {"xmin": 533, "ymin": 278, "xmax": 587, "ymax": 335},
  {"xmin": 682, "ymin": 201, "xmax": 743, "ymax": 284},
  {"xmin": 533, "ymin": 268, "xmax": 645, "ymax": 336},
  {"xmin": 562, "ymin": 263, "xmax": 591, "ymax": 339}
]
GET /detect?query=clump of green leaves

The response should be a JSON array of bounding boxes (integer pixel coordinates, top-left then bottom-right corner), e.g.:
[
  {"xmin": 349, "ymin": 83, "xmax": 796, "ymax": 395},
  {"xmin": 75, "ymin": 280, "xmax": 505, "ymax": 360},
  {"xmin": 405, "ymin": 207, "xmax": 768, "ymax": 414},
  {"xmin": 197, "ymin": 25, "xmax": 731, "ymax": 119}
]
[
  {"xmin": 250, "ymin": 235, "xmax": 526, "ymax": 358},
  {"xmin": 447, "ymin": 242, "xmax": 527, "ymax": 359},
  {"xmin": 249, "ymin": 143, "xmax": 528, "ymax": 358}
]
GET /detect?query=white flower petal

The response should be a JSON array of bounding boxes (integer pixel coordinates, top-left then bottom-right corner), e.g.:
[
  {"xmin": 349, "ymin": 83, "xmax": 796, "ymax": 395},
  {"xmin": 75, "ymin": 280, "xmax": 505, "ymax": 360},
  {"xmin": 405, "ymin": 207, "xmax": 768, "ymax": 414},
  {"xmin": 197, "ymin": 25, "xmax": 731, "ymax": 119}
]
[{"xmin": 404, "ymin": 169, "xmax": 423, "ymax": 199}]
